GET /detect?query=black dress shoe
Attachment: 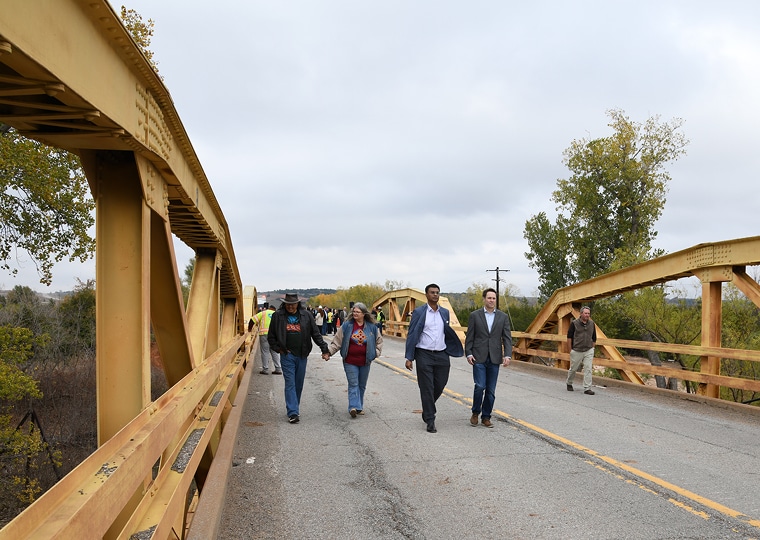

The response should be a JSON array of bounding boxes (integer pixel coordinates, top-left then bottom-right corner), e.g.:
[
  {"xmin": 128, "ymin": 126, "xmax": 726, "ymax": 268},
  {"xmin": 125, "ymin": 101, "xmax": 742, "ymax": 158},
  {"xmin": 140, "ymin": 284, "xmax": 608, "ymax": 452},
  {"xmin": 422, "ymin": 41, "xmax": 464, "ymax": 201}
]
[
  {"xmin": 566, "ymin": 384, "xmax": 574, "ymax": 391},
  {"xmin": 426, "ymin": 422, "xmax": 437, "ymax": 433},
  {"xmin": 584, "ymin": 389, "xmax": 595, "ymax": 395}
]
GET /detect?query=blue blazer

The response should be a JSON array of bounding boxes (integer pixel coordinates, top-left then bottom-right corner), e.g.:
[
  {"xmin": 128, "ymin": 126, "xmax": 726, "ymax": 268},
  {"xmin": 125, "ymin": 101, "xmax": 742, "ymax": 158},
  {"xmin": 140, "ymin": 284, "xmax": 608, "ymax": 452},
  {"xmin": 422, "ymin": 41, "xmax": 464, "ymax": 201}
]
[{"xmin": 404, "ymin": 304, "xmax": 465, "ymax": 360}]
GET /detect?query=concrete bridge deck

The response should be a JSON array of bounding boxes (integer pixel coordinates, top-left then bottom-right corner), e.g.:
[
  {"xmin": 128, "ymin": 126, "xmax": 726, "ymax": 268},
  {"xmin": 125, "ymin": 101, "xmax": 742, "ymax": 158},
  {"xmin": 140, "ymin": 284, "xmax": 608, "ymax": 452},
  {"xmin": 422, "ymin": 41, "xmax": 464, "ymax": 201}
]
[{"xmin": 208, "ymin": 336, "xmax": 760, "ymax": 540}]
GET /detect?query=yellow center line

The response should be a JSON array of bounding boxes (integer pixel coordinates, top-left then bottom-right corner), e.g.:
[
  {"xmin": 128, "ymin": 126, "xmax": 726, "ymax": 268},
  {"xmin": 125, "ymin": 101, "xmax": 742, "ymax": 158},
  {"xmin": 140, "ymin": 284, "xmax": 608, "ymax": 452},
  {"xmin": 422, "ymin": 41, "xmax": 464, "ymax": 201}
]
[{"xmin": 376, "ymin": 358, "xmax": 760, "ymax": 531}]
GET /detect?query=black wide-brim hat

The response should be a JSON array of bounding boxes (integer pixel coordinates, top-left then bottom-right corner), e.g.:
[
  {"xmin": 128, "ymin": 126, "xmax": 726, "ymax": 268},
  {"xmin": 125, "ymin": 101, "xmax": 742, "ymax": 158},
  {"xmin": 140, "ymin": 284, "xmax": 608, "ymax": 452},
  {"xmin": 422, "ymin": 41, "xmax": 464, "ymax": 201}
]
[{"xmin": 282, "ymin": 293, "xmax": 300, "ymax": 304}]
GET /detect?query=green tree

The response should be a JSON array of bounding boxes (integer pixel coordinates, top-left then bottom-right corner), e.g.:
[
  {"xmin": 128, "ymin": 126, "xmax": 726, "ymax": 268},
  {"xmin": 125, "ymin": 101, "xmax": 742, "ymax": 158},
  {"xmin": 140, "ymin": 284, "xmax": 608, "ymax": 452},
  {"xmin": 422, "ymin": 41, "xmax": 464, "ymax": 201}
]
[
  {"xmin": 310, "ymin": 283, "xmax": 386, "ymax": 312},
  {"xmin": 456, "ymin": 281, "xmax": 525, "ymax": 329},
  {"xmin": 383, "ymin": 279, "xmax": 410, "ymax": 292},
  {"xmin": 333, "ymin": 283, "xmax": 386, "ymax": 310},
  {"xmin": 55, "ymin": 280, "xmax": 96, "ymax": 359},
  {"xmin": 464, "ymin": 282, "xmax": 488, "ymax": 309},
  {"xmin": 0, "ymin": 286, "xmax": 53, "ymax": 343},
  {"xmin": 0, "ymin": 326, "xmax": 44, "ymax": 401},
  {"xmin": 0, "ymin": 324, "xmax": 52, "ymax": 506},
  {"xmin": 507, "ymin": 297, "xmax": 541, "ymax": 333},
  {"xmin": 522, "ymin": 213, "xmax": 573, "ymax": 300},
  {"xmin": 611, "ymin": 285, "xmax": 702, "ymax": 391},
  {"xmin": 0, "ymin": 129, "xmax": 95, "ymax": 286},
  {"xmin": 524, "ymin": 109, "xmax": 688, "ymax": 299},
  {"xmin": 119, "ymin": 6, "xmax": 159, "ymax": 74},
  {"xmin": 182, "ymin": 258, "xmax": 195, "ymax": 307}
]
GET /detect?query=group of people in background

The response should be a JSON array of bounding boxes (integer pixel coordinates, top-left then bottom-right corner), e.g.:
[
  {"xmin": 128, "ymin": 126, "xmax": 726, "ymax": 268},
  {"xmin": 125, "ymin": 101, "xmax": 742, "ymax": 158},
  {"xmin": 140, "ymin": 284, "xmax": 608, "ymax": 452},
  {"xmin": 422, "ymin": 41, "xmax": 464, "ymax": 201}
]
[
  {"xmin": 312, "ymin": 305, "xmax": 385, "ymax": 336},
  {"xmin": 251, "ymin": 287, "xmax": 595, "ymax": 431},
  {"xmin": 314, "ymin": 306, "xmax": 345, "ymax": 335}
]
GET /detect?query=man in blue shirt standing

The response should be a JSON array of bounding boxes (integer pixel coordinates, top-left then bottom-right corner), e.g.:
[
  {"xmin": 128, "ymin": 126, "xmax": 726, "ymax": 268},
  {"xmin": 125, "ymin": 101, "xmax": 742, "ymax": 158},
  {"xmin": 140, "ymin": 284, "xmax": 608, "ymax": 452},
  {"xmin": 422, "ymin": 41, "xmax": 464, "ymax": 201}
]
[
  {"xmin": 465, "ymin": 288, "xmax": 512, "ymax": 428},
  {"xmin": 404, "ymin": 284, "xmax": 464, "ymax": 433}
]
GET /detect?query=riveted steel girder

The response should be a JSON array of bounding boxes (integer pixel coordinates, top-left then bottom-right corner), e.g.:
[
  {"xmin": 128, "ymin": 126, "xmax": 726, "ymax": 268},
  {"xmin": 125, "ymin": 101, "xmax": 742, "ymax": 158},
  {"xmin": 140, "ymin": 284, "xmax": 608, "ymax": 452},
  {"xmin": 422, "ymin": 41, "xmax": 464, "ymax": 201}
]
[{"xmin": 0, "ymin": 0, "xmax": 242, "ymax": 302}]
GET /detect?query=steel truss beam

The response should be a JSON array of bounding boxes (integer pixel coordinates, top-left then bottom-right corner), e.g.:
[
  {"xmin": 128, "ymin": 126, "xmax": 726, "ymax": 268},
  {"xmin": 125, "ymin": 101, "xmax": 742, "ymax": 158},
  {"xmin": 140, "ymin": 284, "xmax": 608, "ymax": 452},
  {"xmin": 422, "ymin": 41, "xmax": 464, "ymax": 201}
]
[
  {"xmin": 0, "ymin": 2, "xmax": 251, "ymax": 538},
  {"xmin": 514, "ymin": 237, "xmax": 760, "ymax": 398}
]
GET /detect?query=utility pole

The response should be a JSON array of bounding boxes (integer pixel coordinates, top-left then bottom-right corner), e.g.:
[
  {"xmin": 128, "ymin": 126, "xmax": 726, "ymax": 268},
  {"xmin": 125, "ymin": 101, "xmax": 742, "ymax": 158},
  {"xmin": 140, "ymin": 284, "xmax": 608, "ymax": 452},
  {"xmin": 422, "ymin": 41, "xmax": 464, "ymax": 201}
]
[{"xmin": 486, "ymin": 267, "xmax": 509, "ymax": 310}]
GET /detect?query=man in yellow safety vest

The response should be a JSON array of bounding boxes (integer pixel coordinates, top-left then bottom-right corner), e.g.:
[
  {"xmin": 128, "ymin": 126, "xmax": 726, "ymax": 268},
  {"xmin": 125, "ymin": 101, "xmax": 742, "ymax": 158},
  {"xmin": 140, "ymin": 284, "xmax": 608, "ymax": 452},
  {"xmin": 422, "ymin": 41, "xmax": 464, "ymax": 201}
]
[{"xmin": 248, "ymin": 304, "xmax": 282, "ymax": 375}]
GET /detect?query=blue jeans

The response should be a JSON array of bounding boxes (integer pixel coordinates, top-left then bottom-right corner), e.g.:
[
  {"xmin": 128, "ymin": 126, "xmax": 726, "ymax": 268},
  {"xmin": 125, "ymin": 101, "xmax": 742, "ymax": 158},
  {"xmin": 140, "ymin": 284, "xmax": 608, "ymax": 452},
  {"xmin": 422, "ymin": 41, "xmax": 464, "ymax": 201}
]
[
  {"xmin": 472, "ymin": 361, "xmax": 500, "ymax": 419},
  {"xmin": 280, "ymin": 352, "xmax": 308, "ymax": 417},
  {"xmin": 343, "ymin": 362, "xmax": 371, "ymax": 412}
]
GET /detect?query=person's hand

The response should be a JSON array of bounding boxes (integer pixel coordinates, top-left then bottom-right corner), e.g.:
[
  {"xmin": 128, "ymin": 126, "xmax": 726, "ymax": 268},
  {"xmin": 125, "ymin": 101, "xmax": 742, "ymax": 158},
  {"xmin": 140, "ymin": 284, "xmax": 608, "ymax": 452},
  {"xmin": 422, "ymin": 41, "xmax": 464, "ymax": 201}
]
[
  {"xmin": 404, "ymin": 360, "xmax": 413, "ymax": 371},
  {"xmin": 322, "ymin": 353, "xmax": 330, "ymax": 361},
  {"xmin": 502, "ymin": 356, "xmax": 511, "ymax": 367},
  {"xmin": 467, "ymin": 355, "xmax": 476, "ymax": 366}
]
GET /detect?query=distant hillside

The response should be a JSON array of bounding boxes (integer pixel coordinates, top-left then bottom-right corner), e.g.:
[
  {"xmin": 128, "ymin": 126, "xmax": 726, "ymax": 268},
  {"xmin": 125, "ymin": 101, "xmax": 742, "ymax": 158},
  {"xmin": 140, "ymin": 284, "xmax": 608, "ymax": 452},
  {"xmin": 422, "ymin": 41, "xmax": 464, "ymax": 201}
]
[
  {"xmin": 266, "ymin": 288, "xmax": 336, "ymax": 298},
  {"xmin": 0, "ymin": 289, "xmax": 71, "ymax": 302}
]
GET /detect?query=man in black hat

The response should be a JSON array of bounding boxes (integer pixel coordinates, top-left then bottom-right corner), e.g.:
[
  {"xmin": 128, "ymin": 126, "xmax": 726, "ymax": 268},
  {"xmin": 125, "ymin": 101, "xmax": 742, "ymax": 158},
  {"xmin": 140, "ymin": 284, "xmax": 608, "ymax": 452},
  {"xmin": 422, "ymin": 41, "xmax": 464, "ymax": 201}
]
[{"xmin": 268, "ymin": 293, "xmax": 330, "ymax": 423}]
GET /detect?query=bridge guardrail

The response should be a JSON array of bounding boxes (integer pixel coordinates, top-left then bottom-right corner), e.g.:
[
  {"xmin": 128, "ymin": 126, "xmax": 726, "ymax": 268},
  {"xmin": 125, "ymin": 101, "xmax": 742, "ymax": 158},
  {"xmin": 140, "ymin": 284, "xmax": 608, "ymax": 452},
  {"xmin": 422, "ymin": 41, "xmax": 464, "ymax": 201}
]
[
  {"xmin": 0, "ymin": 334, "xmax": 251, "ymax": 540},
  {"xmin": 381, "ymin": 322, "xmax": 760, "ymax": 397}
]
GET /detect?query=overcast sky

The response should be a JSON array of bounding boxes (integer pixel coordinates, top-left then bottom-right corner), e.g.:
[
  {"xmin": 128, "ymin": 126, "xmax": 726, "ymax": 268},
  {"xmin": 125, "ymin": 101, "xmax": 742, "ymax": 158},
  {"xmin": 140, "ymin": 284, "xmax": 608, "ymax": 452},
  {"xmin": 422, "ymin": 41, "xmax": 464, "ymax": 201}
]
[{"xmin": 6, "ymin": 1, "xmax": 760, "ymax": 296}]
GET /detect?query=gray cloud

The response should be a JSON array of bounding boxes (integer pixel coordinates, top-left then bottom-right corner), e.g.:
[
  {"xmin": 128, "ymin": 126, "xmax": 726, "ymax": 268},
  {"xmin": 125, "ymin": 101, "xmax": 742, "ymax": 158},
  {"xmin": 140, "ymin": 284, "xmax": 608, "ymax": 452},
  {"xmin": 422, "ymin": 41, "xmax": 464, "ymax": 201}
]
[{"xmin": 10, "ymin": 0, "xmax": 760, "ymax": 297}]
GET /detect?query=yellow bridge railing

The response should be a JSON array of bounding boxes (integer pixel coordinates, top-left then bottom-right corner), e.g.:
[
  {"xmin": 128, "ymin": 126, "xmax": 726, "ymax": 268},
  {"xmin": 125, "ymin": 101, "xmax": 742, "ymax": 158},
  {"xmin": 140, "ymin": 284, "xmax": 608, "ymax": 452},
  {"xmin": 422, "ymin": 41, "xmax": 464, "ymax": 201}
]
[
  {"xmin": 376, "ymin": 237, "xmax": 760, "ymax": 402},
  {"xmin": 0, "ymin": 2, "xmax": 257, "ymax": 537},
  {"xmin": 0, "ymin": 335, "xmax": 251, "ymax": 539}
]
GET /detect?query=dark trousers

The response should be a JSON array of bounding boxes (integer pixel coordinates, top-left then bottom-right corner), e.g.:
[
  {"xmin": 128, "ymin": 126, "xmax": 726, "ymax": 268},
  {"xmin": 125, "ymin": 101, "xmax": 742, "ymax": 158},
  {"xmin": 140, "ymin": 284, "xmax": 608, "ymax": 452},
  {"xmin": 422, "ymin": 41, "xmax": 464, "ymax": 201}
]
[{"xmin": 414, "ymin": 348, "xmax": 450, "ymax": 424}]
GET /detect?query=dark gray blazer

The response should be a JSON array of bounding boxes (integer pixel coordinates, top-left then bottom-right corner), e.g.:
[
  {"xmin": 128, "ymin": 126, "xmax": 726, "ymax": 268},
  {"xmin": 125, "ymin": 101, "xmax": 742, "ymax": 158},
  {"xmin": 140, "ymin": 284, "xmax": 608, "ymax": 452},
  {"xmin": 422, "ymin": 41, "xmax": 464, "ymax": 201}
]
[{"xmin": 464, "ymin": 308, "xmax": 513, "ymax": 364}]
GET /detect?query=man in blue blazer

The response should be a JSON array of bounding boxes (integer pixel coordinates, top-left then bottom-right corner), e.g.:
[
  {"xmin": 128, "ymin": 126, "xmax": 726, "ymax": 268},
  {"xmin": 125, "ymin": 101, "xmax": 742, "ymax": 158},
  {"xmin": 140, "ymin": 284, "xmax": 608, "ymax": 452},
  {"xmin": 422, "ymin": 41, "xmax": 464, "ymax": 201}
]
[
  {"xmin": 465, "ymin": 288, "xmax": 512, "ymax": 428},
  {"xmin": 405, "ymin": 284, "xmax": 464, "ymax": 433}
]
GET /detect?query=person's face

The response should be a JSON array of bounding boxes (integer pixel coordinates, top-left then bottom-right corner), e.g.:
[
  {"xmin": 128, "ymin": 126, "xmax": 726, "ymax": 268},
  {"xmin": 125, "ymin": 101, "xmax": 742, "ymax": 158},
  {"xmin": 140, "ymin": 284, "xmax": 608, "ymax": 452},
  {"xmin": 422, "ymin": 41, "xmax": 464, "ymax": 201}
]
[
  {"xmin": 285, "ymin": 303, "xmax": 298, "ymax": 314},
  {"xmin": 352, "ymin": 308, "xmax": 364, "ymax": 322},
  {"xmin": 426, "ymin": 288, "xmax": 440, "ymax": 305},
  {"xmin": 484, "ymin": 292, "xmax": 497, "ymax": 311},
  {"xmin": 579, "ymin": 308, "xmax": 590, "ymax": 322}
]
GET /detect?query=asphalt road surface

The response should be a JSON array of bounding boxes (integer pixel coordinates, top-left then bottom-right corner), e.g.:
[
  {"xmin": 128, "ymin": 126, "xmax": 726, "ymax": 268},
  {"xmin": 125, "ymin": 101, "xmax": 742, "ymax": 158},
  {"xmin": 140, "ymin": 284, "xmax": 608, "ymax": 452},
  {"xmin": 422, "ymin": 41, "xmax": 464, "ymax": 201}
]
[{"xmin": 217, "ymin": 335, "xmax": 760, "ymax": 540}]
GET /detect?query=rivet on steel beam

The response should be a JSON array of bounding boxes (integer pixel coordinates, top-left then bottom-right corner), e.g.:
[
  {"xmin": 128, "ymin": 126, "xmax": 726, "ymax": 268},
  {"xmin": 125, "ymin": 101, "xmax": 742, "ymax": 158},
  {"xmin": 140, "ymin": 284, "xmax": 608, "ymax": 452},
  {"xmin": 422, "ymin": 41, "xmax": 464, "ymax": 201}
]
[{"xmin": 44, "ymin": 84, "xmax": 65, "ymax": 96}]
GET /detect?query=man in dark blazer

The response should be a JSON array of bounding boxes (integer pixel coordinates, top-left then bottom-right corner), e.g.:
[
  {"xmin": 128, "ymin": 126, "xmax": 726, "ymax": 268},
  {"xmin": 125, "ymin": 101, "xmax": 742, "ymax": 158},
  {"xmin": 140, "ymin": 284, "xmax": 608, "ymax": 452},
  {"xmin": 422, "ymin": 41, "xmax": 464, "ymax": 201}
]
[
  {"xmin": 405, "ymin": 283, "xmax": 464, "ymax": 433},
  {"xmin": 465, "ymin": 288, "xmax": 512, "ymax": 428}
]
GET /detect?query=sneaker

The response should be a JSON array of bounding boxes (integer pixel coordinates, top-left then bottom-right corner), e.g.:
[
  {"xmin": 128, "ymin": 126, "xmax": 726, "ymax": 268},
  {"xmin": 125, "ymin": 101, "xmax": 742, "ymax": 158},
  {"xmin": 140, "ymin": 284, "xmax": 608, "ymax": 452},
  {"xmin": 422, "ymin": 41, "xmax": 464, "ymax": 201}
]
[
  {"xmin": 259, "ymin": 370, "xmax": 269, "ymax": 375},
  {"xmin": 357, "ymin": 410, "xmax": 365, "ymax": 415},
  {"xmin": 272, "ymin": 370, "xmax": 282, "ymax": 375},
  {"xmin": 566, "ymin": 384, "xmax": 574, "ymax": 391},
  {"xmin": 288, "ymin": 415, "xmax": 300, "ymax": 423},
  {"xmin": 470, "ymin": 413, "xmax": 479, "ymax": 426},
  {"xmin": 584, "ymin": 389, "xmax": 595, "ymax": 395},
  {"xmin": 350, "ymin": 408, "xmax": 358, "ymax": 418}
]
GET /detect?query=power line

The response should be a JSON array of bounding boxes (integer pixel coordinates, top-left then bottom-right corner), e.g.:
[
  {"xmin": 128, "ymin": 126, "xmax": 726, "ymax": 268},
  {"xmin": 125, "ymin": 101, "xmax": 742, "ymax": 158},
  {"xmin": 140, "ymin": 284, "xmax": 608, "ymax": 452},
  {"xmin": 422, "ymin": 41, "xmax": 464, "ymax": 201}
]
[{"xmin": 486, "ymin": 266, "xmax": 509, "ymax": 310}]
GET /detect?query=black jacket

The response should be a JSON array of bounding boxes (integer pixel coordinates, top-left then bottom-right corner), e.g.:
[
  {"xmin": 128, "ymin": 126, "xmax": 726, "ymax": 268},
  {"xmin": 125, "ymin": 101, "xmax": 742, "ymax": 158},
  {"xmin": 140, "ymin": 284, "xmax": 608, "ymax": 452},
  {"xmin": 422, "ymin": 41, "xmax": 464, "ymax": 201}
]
[{"xmin": 268, "ymin": 305, "xmax": 329, "ymax": 358}]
